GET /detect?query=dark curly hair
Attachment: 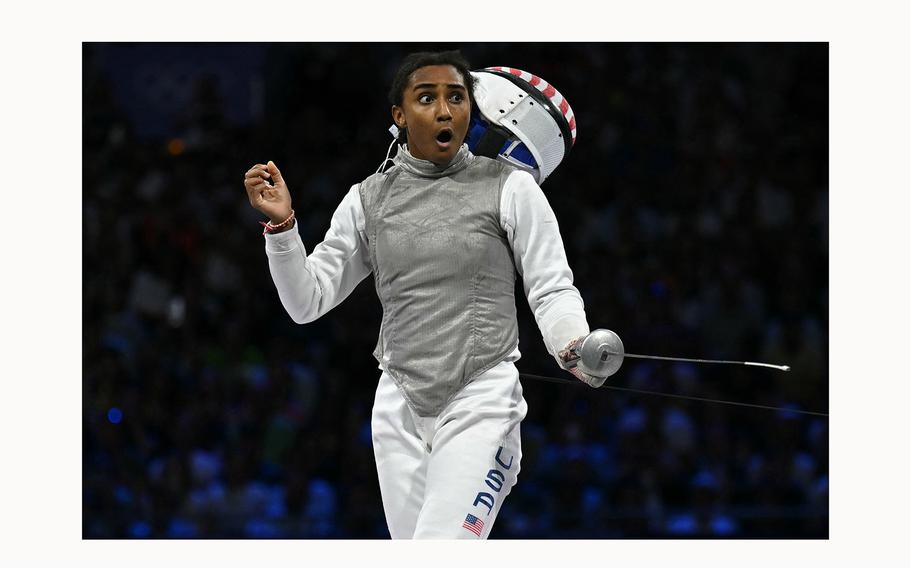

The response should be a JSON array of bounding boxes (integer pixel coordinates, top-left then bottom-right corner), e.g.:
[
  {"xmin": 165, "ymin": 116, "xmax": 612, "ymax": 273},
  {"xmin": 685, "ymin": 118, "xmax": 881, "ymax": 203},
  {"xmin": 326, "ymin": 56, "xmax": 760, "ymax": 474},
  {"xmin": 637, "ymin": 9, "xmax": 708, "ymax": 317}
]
[{"xmin": 387, "ymin": 50, "xmax": 475, "ymax": 109}]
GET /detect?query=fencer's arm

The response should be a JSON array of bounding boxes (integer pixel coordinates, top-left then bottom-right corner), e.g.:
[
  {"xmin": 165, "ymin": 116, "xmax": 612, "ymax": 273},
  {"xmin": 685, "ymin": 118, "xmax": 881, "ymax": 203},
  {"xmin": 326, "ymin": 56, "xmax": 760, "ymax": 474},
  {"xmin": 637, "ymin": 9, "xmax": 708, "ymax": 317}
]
[
  {"xmin": 264, "ymin": 184, "xmax": 372, "ymax": 324},
  {"xmin": 501, "ymin": 170, "xmax": 590, "ymax": 361}
]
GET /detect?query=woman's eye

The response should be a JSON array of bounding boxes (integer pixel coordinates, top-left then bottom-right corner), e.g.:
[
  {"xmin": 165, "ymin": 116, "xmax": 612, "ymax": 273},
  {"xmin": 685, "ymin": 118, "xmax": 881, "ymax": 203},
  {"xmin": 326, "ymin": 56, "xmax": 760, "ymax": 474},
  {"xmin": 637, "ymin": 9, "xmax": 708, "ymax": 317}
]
[
  {"xmin": 418, "ymin": 94, "xmax": 433, "ymax": 104},
  {"xmin": 450, "ymin": 93, "xmax": 464, "ymax": 103}
]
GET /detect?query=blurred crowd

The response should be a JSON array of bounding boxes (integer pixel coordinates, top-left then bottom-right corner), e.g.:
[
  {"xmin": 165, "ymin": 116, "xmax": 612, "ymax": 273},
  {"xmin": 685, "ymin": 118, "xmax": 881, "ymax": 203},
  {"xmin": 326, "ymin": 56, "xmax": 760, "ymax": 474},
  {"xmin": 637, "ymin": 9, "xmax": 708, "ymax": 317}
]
[{"xmin": 83, "ymin": 43, "xmax": 828, "ymax": 538}]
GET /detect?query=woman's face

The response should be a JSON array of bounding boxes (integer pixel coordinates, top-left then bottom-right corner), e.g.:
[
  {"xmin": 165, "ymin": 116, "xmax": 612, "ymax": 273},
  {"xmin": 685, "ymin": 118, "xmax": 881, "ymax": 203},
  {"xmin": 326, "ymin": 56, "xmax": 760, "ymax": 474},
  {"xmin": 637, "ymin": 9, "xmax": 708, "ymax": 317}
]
[{"xmin": 392, "ymin": 64, "xmax": 471, "ymax": 165}]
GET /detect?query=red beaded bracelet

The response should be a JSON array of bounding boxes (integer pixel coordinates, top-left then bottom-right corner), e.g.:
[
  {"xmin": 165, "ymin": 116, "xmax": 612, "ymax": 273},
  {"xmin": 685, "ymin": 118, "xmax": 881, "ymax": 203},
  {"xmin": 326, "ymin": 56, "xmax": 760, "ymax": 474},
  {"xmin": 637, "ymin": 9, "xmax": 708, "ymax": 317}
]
[{"xmin": 260, "ymin": 209, "xmax": 295, "ymax": 235}]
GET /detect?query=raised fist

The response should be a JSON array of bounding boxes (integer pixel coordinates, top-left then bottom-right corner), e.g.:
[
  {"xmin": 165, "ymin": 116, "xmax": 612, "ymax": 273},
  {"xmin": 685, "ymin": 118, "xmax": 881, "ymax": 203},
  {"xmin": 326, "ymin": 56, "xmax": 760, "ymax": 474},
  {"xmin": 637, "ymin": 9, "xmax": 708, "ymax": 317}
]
[{"xmin": 244, "ymin": 160, "xmax": 293, "ymax": 224}]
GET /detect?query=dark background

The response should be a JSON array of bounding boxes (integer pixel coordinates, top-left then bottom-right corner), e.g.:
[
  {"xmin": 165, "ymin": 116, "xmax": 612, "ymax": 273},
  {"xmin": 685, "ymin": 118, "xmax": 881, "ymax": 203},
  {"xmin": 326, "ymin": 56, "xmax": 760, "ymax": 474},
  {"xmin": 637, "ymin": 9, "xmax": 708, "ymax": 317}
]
[{"xmin": 82, "ymin": 42, "xmax": 828, "ymax": 538}]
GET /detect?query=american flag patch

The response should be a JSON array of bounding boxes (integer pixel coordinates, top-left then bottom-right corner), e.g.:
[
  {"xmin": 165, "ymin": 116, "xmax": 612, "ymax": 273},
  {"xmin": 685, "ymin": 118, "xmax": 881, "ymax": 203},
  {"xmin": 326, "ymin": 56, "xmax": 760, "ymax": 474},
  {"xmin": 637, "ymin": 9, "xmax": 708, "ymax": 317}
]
[{"xmin": 462, "ymin": 513, "xmax": 484, "ymax": 536}]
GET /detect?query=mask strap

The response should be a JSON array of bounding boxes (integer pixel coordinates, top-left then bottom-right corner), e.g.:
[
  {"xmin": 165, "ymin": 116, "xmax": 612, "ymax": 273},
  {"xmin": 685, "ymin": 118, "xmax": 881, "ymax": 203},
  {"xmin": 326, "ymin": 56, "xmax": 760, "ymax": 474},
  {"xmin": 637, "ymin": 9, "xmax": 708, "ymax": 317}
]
[{"xmin": 375, "ymin": 125, "xmax": 401, "ymax": 174}]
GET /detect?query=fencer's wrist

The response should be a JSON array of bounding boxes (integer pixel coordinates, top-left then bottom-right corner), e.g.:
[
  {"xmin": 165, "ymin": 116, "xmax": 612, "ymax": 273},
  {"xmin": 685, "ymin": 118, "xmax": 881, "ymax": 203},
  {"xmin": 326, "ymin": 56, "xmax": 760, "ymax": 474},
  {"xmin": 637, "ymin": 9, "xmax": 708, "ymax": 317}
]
[
  {"xmin": 261, "ymin": 209, "xmax": 296, "ymax": 235},
  {"xmin": 268, "ymin": 218, "xmax": 296, "ymax": 233}
]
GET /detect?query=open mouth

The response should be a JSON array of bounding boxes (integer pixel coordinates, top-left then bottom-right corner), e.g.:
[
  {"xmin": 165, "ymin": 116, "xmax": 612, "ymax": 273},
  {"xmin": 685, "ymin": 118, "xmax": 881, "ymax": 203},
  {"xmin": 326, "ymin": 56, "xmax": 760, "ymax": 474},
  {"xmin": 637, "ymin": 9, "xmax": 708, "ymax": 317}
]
[{"xmin": 436, "ymin": 130, "xmax": 454, "ymax": 145}]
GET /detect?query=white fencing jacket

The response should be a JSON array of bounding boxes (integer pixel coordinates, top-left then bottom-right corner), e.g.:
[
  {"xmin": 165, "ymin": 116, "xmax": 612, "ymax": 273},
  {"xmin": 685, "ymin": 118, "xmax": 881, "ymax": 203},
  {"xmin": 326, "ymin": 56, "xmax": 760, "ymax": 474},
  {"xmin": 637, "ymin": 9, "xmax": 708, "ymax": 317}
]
[{"xmin": 264, "ymin": 145, "xmax": 589, "ymax": 415}]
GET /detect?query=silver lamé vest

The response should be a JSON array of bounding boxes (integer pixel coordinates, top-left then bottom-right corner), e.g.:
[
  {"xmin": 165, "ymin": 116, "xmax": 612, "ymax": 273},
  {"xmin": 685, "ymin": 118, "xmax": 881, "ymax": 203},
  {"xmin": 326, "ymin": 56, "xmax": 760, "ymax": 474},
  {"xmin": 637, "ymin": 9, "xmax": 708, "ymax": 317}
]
[{"xmin": 359, "ymin": 145, "xmax": 519, "ymax": 417}]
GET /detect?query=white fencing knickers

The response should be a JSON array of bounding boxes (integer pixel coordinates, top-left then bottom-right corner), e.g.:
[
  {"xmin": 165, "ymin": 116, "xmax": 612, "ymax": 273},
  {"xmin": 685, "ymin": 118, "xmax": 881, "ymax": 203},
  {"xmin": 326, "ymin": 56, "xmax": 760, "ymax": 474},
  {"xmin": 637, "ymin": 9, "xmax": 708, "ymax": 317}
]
[{"xmin": 371, "ymin": 357, "xmax": 528, "ymax": 539}]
